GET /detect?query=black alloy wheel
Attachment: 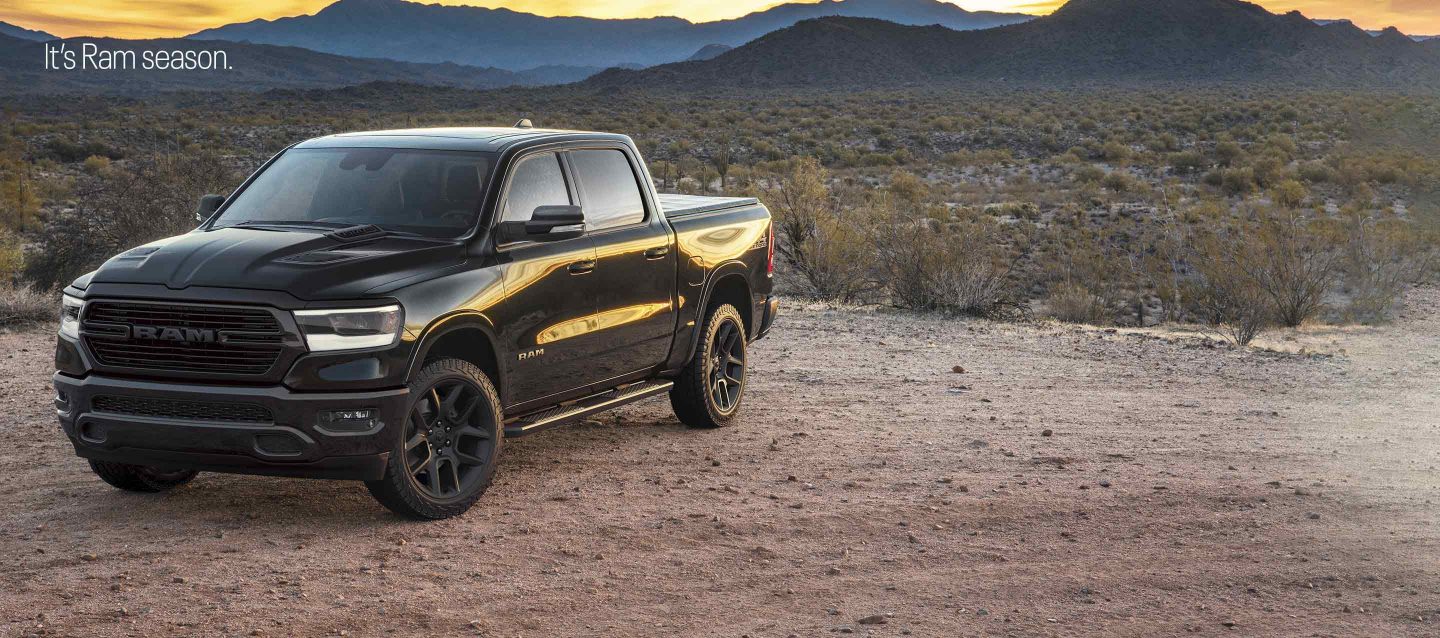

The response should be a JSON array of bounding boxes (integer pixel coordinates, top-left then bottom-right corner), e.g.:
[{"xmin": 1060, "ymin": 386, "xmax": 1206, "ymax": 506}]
[
  {"xmin": 709, "ymin": 318, "xmax": 746, "ymax": 413},
  {"xmin": 670, "ymin": 303, "xmax": 748, "ymax": 428},
  {"xmin": 402, "ymin": 378, "xmax": 496, "ymax": 501},
  {"xmin": 366, "ymin": 358, "xmax": 503, "ymax": 519}
]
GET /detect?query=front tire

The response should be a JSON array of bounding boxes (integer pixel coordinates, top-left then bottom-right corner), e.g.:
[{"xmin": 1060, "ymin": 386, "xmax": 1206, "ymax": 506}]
[
  {"xmin": 671, "ymin": 303, "xmax": 748, "ymax": 428},
  {"xmin": 88, "ymin": 460, "xmax": 198, "ymax": 492},
  {"xmin": 365, "ymin": 358, "xmax": 503, "ymax": 520}
]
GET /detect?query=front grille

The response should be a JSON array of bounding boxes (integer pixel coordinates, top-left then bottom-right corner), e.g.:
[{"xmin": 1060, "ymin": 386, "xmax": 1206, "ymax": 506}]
[
  {"xmin": 84, "ymin": 301, "xmax": 285, "ymax": 375},
  {"xmin": 92, "ymin": 394, "xmax": 274, "ymax": 423}
]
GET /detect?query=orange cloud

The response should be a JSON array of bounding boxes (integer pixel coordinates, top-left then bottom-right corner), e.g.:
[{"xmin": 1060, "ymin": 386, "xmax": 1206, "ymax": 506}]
[{"xmin": 2, "ymin": 0, "xmax": 1437, "ymax": 40}]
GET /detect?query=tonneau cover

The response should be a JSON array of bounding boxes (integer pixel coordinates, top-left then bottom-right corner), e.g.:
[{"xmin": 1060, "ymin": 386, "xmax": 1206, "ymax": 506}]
[{"xmin": 657, "ymin": 193, "xmax": 760, "ymax": 218}]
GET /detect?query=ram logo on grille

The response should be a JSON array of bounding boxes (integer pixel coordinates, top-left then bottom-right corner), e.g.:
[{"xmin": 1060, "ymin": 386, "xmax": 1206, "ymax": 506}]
[{"xmin": 131, "ymin": 326, "xmax": 217, "ymax": 343}]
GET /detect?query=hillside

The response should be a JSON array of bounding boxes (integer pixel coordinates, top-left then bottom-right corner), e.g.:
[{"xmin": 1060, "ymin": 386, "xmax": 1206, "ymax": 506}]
[
  {"xmin": 188, "ymin": 0, "xmax": 1029, "ymax": 70},
  {"xmin": 0, "ymin": 33, "xmax": 579, "ymax": 95},
  {"xmin": 587, "ymin": 0, "xmax": 1440, "ymax": 89},
  {"xmin": 0, "ymin": 20, "xmax": 54, "ymax": 41}
]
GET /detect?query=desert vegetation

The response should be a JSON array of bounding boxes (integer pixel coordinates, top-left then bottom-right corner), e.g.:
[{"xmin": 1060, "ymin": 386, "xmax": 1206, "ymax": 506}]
[{"xmin": 0, "ymin": 86, "xmax": 1436, "ymax": 341}]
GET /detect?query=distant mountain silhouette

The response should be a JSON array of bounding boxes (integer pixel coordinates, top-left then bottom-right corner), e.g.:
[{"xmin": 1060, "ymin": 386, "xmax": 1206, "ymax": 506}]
[
  {"xmin": 1314, "ymin": 19, "xmax": 1435, "ymax": 41},
  {"xmin": 587, "ymin": 0, "xmax": 1440, "ymax": 89},
  {"xmin": 688, "ymin": 44, "xmax": 733, "ymax": 61},
  {"xmin": 0, "ymin": 20, "xmax": 55, "ymax": 41},
  {"xmin": 0, "ymin": 33, "xmax": 585, "ymax": 94},
  {"xmin": 188, "ymin": 0, "xmax": 1030, "ymax": 70}
]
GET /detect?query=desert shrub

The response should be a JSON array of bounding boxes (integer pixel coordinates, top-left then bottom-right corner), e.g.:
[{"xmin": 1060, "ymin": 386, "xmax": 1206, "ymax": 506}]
[
  {"xmin": 0, "ymin": 284, "xmax": 55, "ymax": 327},
  {"xmin": 1298, "ymin": 161, "xmax": 1336, "ymax": 183},
  {"xmin": 1242, "ymin": 212, "xmax": 1340, "ymax": 327},
  {"xmin": 1270, "ymin": 180, "xmax": 1309, "ymax": 209},
  {"xmin": 0, "ymin": 159, "xmax": 42, "ymax": 230},
  {"xmin": 877, "ymin": 210, "xmax": 1012, "ymax": 316},
  {"xmin": 1045, "ymin": 282, "xmax": 1110, "ymax": 324},
  {"xmin": 1101, "ymin": 141, "xmax": 1131, "ymax": 162},
  {"xmin": 82, "ymin": 155, "xmax": 111, "ymax": 175},
  {"xmin": 1168, "ymin": 150, "xmax": 1208, "ymax": 173},
  {"xmin": 1251, "ymin": 156, "xmax": 1285, "ymax": 187},
  {"xmin": 760, "ymin": 156, "xmax": 877, "ymax": 302},
  {"xmin": 983, "ymin": 201, "xmax": 1040, "ymax": 221},
  {"xmin": 1339, "ymin": 217, "xmax": 1436, "ymax": 323},
  {"xmin": 1215, "ymin": 140, "xmax": 1245, "ymax": 166},
  {"xmin": 24, "ymin": 150, "xmax": 235, "ymax": 289},
  {"xmin": 41, "ymin": 138, "xmax": 123, "ymax": 163},
  {"xmin": 1220, "ymin": 167, "xmax": 1257, "ymax": 195},
  {"xmin": 0, "ymin": 226, "xmax": 23, "ymax": 282},
  {"xmin": 1073, "ymin": 164, "xmax": 1106, "ymax": 184},
  {"xmin": 1102, "ymin": 171, "xmax": 1136, "ymax": 192},
  {"xmin": 1189, "ymin": 232, "xmax": 1272, "ymax": 346}
]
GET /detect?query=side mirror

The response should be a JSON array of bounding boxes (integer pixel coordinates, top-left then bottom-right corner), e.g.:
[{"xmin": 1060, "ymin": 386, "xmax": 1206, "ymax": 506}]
[
  {"xmin": 499, "ymin": 205, "xmax": 585, "ymax": 243},
  {"xmin": 195, "ymin": 194, "xmax": 225, "ymax": 222}
]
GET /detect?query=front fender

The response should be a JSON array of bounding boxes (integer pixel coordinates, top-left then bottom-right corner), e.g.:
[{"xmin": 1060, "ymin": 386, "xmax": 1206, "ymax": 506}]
[{"xmin": 404, "ymin": 312, "xmax": 504, "ymax": 389}]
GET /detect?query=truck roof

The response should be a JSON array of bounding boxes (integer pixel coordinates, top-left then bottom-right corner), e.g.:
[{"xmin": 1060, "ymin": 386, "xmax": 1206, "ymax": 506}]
[{"xmin": 294, "ymin": 127, "xmax": 631, "ymax": 153}]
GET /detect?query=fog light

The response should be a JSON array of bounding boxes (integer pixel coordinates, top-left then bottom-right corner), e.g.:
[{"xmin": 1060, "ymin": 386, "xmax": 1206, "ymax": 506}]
[{"xmin": 318, "ymin": 408, "xmax": 378, "ymax": 433}]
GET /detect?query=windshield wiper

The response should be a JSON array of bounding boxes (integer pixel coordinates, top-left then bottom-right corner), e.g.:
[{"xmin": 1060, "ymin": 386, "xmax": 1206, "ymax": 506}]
[{"xmin": 221, "ymin": 220, "xmax": 430, "ymax": 239}]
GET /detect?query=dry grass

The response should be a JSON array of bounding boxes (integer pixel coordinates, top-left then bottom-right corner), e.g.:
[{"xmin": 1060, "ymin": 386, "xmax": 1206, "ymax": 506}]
[{"xmin": 0, "ymin": 285, "xmax": 55, "ymax": 328}]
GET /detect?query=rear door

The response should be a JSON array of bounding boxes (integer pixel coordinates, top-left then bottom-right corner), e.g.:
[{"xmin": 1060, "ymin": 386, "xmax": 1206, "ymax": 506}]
[
  {"xmin": 491, "ymin": 150, "xmax": 600, "ymax": 407},
  {"xmin": 566, "ymin": 147, "xmax": 677, "ymax": 384}
]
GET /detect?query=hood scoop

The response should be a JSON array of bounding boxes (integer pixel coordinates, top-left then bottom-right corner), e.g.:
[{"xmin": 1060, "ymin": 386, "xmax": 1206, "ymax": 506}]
[
  {"xmin": 328, "ymin": 224, "xmax": 385, "ymax": 241},
  {"xmin": 278, "ymin": 246, "xmax": 391, "ymax": 265}
]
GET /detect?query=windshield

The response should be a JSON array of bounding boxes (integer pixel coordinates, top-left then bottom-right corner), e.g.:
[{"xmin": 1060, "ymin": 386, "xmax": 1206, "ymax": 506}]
[{"xmin": 213, "ymin": 148, "xmax": 496, "ymax": 238}]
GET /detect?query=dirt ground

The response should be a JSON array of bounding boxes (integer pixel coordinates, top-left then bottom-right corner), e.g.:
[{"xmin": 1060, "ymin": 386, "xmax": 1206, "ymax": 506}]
[{"xmin": 2, "ymin": 289, "xmax": 1438, "ymax": 638}]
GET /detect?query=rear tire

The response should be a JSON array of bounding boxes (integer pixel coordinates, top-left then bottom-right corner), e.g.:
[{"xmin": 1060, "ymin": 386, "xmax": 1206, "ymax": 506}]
[
  {"xmin": 671, "ymin": 303, "xmax": 748, "ymax": 428},
  {"xmin": 366, "ymin": 358, "xmax": 503, "ymax": 520},
  {"xmin": 88, "ymin": 460, "xmax": 198, "ymax": 492}
]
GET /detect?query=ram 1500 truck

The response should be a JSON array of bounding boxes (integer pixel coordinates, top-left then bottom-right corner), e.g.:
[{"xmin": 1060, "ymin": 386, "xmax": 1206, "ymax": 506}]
[{"xmin": 53, "ymin": 126, "xmax": 778, "ymax": 519}]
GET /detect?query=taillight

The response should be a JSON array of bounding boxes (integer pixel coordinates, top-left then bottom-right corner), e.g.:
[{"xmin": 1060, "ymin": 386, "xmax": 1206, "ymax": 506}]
[{"xmin": 766, "ymin": 222, "xmax": 775, "ymax": 275}]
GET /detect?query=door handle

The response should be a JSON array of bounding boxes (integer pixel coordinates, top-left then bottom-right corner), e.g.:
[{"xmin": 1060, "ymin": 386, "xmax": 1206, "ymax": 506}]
[
  {"xmin": 644, "ymin": 246, "xmax": 670, "ymax": 260},
  {"xmin": 567, "ymin": 259, "xmax": 596, "ymax": 275}
]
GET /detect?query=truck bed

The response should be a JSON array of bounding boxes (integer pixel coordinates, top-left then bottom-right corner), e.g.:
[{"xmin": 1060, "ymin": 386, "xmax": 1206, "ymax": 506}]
[{"xmin": 657, "ymin": 193, "xmax": 760, "ymax": 218}]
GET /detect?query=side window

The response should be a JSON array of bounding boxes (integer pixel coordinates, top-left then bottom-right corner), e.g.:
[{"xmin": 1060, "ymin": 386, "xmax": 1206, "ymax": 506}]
[
  {"xmin": 501, "ymin": 153, "xmax": 570, "ymax": 223},
  {"xmin": 570, "ymin": 149, "xmax": 645, "ymax": 231}
]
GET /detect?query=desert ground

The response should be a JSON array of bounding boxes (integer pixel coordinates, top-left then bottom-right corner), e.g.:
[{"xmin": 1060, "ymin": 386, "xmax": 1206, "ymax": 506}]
[{"xmin": 2, "ymin": 290, "xmax": 1438, "ymax": 638}]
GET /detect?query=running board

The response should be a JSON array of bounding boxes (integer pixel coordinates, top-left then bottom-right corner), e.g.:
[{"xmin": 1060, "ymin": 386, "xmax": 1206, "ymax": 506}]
[{"xmin": 504, "ymin": 380, "xmax": 673, "ymax": 437}]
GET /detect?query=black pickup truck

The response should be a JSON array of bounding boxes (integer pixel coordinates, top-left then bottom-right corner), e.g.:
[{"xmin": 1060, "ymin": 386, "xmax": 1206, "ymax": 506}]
[{"xmin": 52, "ymin": 126, "xmax": 777, "ymax": 519}]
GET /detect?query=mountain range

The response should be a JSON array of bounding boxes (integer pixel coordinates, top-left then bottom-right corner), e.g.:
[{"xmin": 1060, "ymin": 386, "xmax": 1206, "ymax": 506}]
[
  {"xmin": 187, "ymin": 0, "xmax": 1030, "ymax": 70},
  {"xmin": 3, "ymin": 0, "xmax": 1439, "ymax": 96},
  {"xmin": 587, "ymin": 0, "xmax": 1440, "ymax": 89},
  {"xmin": 1314, "ymin": 19, "xmax": 1436, "ymax": 41},
  {"xmin": 0, "ymin": 20, "xmax": 55, "ymax": 41},
  {"xmin": 0, "ymin": 32, "xmax": 585, "ymax": 94}
]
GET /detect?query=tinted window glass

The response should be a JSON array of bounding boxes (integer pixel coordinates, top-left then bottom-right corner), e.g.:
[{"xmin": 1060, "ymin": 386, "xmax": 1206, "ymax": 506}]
[
  {"xmin": 502, "ymin": 153, "xmax": 570, "ymax": 223},
  {"xmin": 213, "ymin": 148, "xmax": 492, "ymax": 238},
  {"xmin": 570, "ymin": 149, "xmax": 645, "ymax": 231}
]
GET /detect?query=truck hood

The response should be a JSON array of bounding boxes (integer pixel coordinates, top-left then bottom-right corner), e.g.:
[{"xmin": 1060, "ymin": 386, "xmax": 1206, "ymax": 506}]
[{"xmin": 86, "ymin": 227, "xmax": 465, "ymax": 300}]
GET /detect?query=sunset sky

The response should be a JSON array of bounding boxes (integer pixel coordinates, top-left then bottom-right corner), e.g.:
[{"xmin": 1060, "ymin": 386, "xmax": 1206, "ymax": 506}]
[{"xmin": 3, "ymin": 0, "xmax": 1438, "ymax": 40}]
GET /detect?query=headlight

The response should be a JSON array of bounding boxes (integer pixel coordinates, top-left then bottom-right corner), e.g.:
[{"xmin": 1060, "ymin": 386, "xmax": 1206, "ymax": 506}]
[
  {"xmin": 294, "ymin": 305, "xmax": 403, "ymax": 351},
  {"xmin": 59, "ymin": 295, "xmax": 83, "ymax": 339}
]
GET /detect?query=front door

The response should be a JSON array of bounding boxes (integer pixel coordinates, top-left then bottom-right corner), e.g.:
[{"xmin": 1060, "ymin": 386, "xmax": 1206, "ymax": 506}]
[{"xmin": 491, "ymin": 151, "xmax": 599, "ymax": 408}]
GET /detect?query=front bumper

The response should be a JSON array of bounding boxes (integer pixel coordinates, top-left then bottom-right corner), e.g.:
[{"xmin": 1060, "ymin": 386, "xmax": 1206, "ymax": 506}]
[{"xmin": 54, "ymin": 373, "xmax": 408, "ymax": 480}]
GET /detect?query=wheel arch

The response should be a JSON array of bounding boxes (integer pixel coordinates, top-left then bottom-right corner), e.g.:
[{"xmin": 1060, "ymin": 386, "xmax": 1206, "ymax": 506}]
[
  {"xmin": 406, "ymin": 313, "xmax": 505, "ymax": 401},
  {"xmin": 680, "ymin": 264, "xmax": 753, "ymax": 365}
]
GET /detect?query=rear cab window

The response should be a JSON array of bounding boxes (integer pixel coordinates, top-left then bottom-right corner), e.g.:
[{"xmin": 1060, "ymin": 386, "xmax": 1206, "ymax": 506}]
[{"xmin": 569, "ymin": 149, "xmax": 646, "ymax": 232}]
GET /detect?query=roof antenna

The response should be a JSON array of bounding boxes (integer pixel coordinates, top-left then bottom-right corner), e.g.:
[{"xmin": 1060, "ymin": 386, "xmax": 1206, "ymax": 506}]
[{"xmin": 514, "ymin": 118, "xmax": 533, "ymax": 129}]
